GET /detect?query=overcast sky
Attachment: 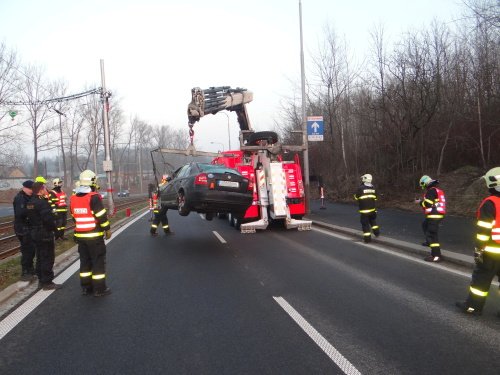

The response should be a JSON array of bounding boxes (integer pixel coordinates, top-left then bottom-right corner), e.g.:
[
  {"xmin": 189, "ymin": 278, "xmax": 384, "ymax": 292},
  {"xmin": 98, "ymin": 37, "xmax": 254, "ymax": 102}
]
[{"xmin": 1, "ymin": 0, "xmax": 465, "ymax": 152}]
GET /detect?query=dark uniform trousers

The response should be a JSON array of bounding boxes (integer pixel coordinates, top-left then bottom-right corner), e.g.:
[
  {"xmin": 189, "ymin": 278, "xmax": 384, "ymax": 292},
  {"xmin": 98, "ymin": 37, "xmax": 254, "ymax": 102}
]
[
  {"xmin": 360, "ymin": 212, "xmax": 379, "ymax": 237},
  {"xmin": 466, "ymin": 253, "xmax": 500, "ymax": 311},
  {"xmin": 78, "ymin": 238, "xmax": 107, "ymax": 292},
  {"xmin": 29, "ymin": 226, "xmax": 55, "ymax": 285},
  {"xmin": 422, "ymin": 218, "xmax": 442, "ymax": 256},
  {"xmin": 18, "ymin": 234, "xmax": 36, "ymax": 275},
  {"xmin": 151, "ymin": 205, "xmax": 169, "ymax": 234},
  {"xmin": 54, "ymin": 211, "xmax": 67, "ymax": 239}
]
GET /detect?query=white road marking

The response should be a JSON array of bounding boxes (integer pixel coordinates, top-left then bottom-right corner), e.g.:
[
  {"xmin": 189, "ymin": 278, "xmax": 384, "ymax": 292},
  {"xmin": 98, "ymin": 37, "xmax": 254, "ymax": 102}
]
[
  {"xmin": 0, "ymin": 210, "xmax": 149, "ymax": 341},
  {"xmin": 213, "ymin": 231, "xmax": 227, "ymax": 244},
  {"xmin": 273, "ymin": 296, "xmax": 362, "ymax": 375},
  {"xmin": 313, "ymin": 227, "xmax": 493, "ymax": 282}
]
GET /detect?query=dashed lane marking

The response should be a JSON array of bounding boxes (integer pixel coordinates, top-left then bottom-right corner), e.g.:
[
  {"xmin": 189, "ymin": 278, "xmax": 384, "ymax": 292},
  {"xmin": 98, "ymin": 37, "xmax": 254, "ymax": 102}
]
[
  {"xmin": 0, "ymin": 211, "xmax": 148, "ymax": 341},
  {"xmin": 213, "ymin": 231, "xmax": 227, "ymax": 244},
  {"xmin": 273, "ymin": 296, "xmax": 362, "ymax": 375}
]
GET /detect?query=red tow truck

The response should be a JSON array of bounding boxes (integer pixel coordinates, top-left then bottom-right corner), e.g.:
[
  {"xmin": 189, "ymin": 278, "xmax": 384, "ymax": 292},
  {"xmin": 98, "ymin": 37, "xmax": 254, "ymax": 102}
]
[{"xmin": 188, "ymin": 86, "xmax": 311, "ymax": 233}]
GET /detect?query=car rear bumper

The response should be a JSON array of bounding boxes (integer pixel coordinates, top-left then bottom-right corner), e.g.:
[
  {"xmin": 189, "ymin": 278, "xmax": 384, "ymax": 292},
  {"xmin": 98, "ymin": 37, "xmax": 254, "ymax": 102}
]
[{"xmin": 188, "ymin": 190, "xmax": 252, "ymax": 213}]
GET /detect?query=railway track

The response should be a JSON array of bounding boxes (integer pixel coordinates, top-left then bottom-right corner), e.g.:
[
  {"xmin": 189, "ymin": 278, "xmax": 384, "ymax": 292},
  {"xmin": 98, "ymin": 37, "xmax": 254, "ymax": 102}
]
[{"xmin": 0, "ymin": 197, "xmax": 147, "ymax": 261}]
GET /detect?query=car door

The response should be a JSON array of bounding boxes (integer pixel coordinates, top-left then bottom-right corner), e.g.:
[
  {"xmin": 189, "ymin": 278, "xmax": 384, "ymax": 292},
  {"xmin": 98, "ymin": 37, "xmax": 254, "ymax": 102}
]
[{"xmin": 161, "ymin": 165, "xmax": 190, "ymax": 208}]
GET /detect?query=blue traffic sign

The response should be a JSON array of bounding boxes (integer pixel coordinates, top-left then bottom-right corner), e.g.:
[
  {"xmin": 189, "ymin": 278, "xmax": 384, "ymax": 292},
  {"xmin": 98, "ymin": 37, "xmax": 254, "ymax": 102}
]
[{"xmin": 307, "ymin": 116, "xmax": 324, "ymax": 141}]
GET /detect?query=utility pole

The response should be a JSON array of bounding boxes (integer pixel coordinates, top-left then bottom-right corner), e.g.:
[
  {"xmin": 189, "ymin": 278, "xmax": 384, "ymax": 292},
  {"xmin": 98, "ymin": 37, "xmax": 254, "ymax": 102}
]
[
  {"xmin": 54, "ymin": 108, "xmax": 67, "ymax": 187},
  {"xmin": 299, "ymin": 0, "xmax": 310, "ymax": 213},
  {"xmin": 100, "ymin": 59, "xmax": 114, "ymax": 215}
]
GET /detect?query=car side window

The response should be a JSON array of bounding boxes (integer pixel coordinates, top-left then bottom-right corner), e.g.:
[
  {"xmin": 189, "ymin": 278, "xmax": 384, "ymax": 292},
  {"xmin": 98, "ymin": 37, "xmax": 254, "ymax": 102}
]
[{"xmin": 175, "ymin": 165, "xmax": 190, "ymax": 179}]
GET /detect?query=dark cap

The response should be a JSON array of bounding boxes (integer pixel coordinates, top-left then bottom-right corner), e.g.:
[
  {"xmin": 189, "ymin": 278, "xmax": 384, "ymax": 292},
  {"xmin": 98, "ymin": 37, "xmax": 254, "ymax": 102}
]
[{"xmin": 22, "ymin": 180, "xmax": 34, "ymax": 189}]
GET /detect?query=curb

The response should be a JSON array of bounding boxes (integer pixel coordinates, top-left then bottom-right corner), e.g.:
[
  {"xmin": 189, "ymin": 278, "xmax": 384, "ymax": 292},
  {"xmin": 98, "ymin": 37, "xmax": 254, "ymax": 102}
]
[{"xmin": 309, "ymin": 218, "xmax": 474, "ymax": 268}]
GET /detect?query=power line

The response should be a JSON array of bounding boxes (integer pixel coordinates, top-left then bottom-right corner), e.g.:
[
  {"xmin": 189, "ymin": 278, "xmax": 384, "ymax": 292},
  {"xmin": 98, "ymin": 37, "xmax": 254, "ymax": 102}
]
[{"xmin": 4, "ymin": 87, "xmax": 104, "ymax": 106}]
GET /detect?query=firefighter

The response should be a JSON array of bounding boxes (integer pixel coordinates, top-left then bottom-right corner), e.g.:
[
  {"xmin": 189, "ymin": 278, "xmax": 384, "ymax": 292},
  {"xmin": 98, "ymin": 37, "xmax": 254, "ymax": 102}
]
[
  {"xmin": 70, "ymin": 170, "xmax": 112, "ymax": 297},
  {"xmin": 456, "ymin": 167, "xmax": 500, "ymax": 316},
  {"xmin": 417, "ymin": 175, "xmax": 446, "ymax": 262},
  {"xmin": 150, "ymin": 175, "xmax": 170, "ymax": 236},
  {"xmin": 13, "ymin": 180, "xmax": 36, "ymax": 282},
  {"xmin": 354, "ymin": 174, "xmax": 380, "ymax": 243},
  {"xmin": 25, "ymin": 182, "xmax": 61, "ymax": 290},
  {"xmin": 49, "ymin": 178, "xmax": 68, "ymax": 240}
]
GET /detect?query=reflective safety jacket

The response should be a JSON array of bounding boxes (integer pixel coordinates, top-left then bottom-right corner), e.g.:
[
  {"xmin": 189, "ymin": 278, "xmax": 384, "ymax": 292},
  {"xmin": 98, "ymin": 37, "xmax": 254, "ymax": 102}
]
[
  {"xmin": 354, "ymin": 184, "xmax": 377, "ymax": 214},
  {"xmin": 70, "ymin": 191, "xmax": 110, "ymax": 239},
  {"xmin": 476, "ymin": 194, "xmax": 500, "ymax": 254},
  {"xmin": 421, "ymin": 187, "xmax": 446, "ymax": 218},
  {"xmin": 50, "ymin": 188, "xmax": 68, "ymax": 213}
]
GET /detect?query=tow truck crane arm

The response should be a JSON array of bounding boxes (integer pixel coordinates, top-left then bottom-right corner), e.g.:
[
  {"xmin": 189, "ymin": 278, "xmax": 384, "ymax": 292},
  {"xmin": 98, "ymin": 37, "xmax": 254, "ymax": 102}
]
[{"xmin": 187, "ymin": 86, "xmax": 254, "ymax": 132}]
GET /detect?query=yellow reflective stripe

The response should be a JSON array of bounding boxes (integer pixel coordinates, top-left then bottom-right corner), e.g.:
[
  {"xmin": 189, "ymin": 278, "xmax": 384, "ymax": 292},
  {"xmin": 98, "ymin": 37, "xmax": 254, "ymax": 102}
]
[
  {"xmin": 363, "ymin": 232, "xmax": 371, "ymax": 236},
  {"xmin": 477, "ymin": 220, "xmax": 494, "ymax": 229},
  {"xmin": 429, "ymin": 243, "xmax": 440, "ymax": 247},
  {"xmin": 424, "ymin": 198, "xmax": 434, "ymax": 204},
  {"xmin": 476, "ymin": 234, "xmax": 490, "ymax": 242},
  {"xmin": 484, "ymin": 246, "xmax": 500, "ymax": 254},
  {"xmin": 151, "ymin": 224, "xmax": 158, "ymax": 228},
  {"xmin": 469, "ymin": 287, "xmax": 488, "ymax": 297},
  {"xmin": 162, "ymin": 225, "xmax": 169, "ymax": 229},
  {"xmin": 426, "ymin": 215, "xmax": 444, "ymax": 219},
  {"xmin": 92, "ymin": 274, "xmax": 106, "ymax": 280},
  {"xmin": 372, "ymin": 225, "xmax": 379, "ymax": 229},
  {"xmin": 100, "ymin": 221, "xmax": 110, "ymax": 227},
  {"xmin": 95, "ymin": 209, "xmax": 106, "ymax": 217},
  {"xmin": 80, "ymin": 272, "xmax": 92, "ymax": 277},
  {"xmin": 55, "ymin": 208, "xmax": 67, "ymax": 212},
  {"xmin": 74, "ymin": 232, "xmax": 104, "ymax": 238},
  {"xmin": 359, "ymin": 195, "xmax": 377, "ymax": 199},
  {"xmin": 359, "ymin": 208, "xmax": 376, "ymax": 213}
]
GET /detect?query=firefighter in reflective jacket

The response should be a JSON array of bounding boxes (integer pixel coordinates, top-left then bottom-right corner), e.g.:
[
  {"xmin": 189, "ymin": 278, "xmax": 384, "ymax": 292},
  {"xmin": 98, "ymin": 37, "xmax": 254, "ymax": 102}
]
[
  {"xmin": 150, "ymin": 175, "xmax": 170, "ymax": 236},
  {"xmin": 70, "ymin": 170, "xmax": 112, "ymax": 297},
  {"xmin": 49, "ymin": 178, "xmax": 68, "ymax": 240},
  {"xmin": 456, "ymin": 167, "xmax": 500, "ymax": 316},
  {"xmin": 354, "ymin": 174, "xmax": 380, "ymax": 243},
  {"xmin": 417, "ymin": 175, "xmax": 446, "ymax": 262}
]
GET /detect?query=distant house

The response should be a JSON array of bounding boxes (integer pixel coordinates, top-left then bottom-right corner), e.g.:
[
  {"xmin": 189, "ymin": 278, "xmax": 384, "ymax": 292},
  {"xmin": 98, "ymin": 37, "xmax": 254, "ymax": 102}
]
[{"xmin": 0, "ymin": 166, "xmax": 27, "ymax": 179}]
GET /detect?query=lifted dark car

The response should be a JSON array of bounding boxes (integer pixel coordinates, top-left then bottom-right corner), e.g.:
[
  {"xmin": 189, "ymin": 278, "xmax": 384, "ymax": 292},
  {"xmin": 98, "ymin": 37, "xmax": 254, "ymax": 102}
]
[{"xmin": 160, "ymin": 162, "xmax": 253, "ymax": 218}]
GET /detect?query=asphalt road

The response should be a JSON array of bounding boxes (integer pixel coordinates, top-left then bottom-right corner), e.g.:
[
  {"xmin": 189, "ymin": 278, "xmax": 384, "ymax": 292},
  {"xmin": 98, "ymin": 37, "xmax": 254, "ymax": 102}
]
[{"xmin": 0, "ymin": 210, "xmax": 499, "ymax": 374}]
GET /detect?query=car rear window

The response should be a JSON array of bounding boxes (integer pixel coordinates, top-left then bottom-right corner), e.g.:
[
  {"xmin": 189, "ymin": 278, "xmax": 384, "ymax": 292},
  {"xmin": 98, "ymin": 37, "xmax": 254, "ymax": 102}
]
[{"xmin": 198, "ymin": 163, "xmax": 242, "ymax": 176}]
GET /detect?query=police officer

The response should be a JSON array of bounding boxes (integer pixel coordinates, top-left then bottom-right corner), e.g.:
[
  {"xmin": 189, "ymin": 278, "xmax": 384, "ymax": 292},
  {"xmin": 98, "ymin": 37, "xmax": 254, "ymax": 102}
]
[
  {"xmin": 70, "ymin": 170, "xmax": 112, "ymax": 297},
  {"xmin": 49, "ymin": 178, "xmax": 68, "ymax": 240},
  {"xmin": 26, "ymin": 182, "xmax": 61, "ymax": 290},
  {"xmin": 354, "ymin": 174, "xmax": 380, "ymax": 243},
  {"xmin": 418, "ymin": 175, "xmax": 446, "ymax": 262},
  {"xmin": 13, "ymin": 180, "xmax": 36, "ymax": 281},
  {"xmin": 456, "ymin": 167, "xmax": 500, "ymax": 316},
  {"xmin": 150, "ymin": 175, "xmax": 170, "ymax": 236}
]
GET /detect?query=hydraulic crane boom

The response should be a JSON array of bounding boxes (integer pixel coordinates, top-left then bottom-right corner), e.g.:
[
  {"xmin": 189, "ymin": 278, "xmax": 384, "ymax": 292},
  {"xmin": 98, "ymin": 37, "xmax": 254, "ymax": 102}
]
[{"xmin": 187, "ymin": 86, "xmax": 254, "ymax": 139}]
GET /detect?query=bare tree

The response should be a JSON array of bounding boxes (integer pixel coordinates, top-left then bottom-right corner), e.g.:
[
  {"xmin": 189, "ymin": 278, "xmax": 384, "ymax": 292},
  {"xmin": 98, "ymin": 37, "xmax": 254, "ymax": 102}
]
[{"xmin": 18, "ymin": 64, "xmax": 58, "ymax": 177}]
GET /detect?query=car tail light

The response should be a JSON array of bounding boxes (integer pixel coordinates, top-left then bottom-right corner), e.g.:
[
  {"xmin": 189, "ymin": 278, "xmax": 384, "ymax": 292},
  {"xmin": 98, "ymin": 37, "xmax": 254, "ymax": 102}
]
[{"xmin": 195, "ymin": 173, "xmax": 208, "ymax": 185}]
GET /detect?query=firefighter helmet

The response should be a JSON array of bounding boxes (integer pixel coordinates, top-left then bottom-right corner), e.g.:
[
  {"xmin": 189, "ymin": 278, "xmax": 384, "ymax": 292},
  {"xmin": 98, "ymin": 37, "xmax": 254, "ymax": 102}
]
[
  {"xmin": 79, "ymin": 170, "xmax": 97, "ymax": 187},
  {"xmin": 35, "ymin": 176, "xmax": 47, "ymax": 184},
  {"xmin": 53, "ymin": 178, "xmax": 62, "ymax": 187},
  {"xmin": 419, "ymin": 175, "xmax": 433, "ymax": 189},
  {"xmin": 361, "ymin": 174, "xmax": 372, "ymax": 184},
  {"xmin": 483, "ymin": 167, "xmax": 500, "ymax": 190}
]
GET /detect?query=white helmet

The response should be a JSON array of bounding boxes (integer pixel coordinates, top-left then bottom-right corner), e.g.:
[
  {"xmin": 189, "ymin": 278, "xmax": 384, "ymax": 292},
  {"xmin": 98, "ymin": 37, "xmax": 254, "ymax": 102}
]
[
  {"xmin": 361, "ymin": 174, "xmax": 372, "ymax": 184},
  {"xmin": 419, "ymin": 175, "xmax": 433, "ymax": 188},
  {"xmin": 79, "ymin": 169, "xmax": 97, "ymax": 187},
  {"xmin": 53, "ymin": 178, "xmax": 62, "ymax": 187},
  {"xmin": 483, "ymin": 167, "xmax": 500, "ymax": 190}
]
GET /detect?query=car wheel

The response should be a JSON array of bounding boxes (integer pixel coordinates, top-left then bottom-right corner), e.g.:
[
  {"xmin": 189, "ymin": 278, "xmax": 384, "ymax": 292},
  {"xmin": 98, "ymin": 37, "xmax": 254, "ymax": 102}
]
[
  {"xmin": 205, "ymin": 212, "xmax": 214, "ymax": 221},
  {"xmin": 248, "ymin": 131, "xmax": 279, "ymax": 146},
  {"xmin": 177, "ymin": 191, "xmax": 190, "ymax": 216}
]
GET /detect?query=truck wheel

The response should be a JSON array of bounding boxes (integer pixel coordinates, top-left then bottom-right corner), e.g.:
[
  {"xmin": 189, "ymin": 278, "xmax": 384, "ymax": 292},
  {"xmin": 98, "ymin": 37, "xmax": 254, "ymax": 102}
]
[
  {"xmin": 177, "ymin": 191, "xmax": 190, "ymax": 216},
  {"xmin": 248, "ymin": 131, "xmax": 278, "ymax": 145}
]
